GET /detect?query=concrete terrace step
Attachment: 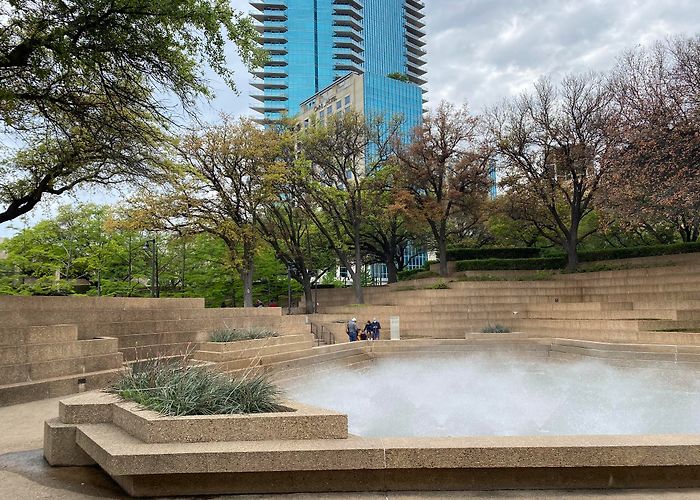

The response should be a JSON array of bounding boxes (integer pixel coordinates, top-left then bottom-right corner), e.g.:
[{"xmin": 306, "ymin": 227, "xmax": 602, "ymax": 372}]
[
  {"xmin": 550, "ymin": 338, "xmax": 700, "ymax": 354},
  {"xmin": 223, "ymin": 344, "xmax": 367, "ymax": 379},
  {"xmin": 0, "ymin": 296, "xmax": 205, "ymax": 312},
  {"xmin": 120, "ymin": 342, "xmax": 203, "ymax": 363},
  {"xmin": 116, "ymin": 330, "xmax": 208, "ymax": 349},
  {"xmin": 81, "ymin": 317, "xmax": 308, "ymax": 338},
  {"xmin": 193, "ymin": 337, "xmax": 316, "ymax": 363},
  {"xmin": 0, "ymin": 337, "xmax": 119, "ymax": 365},
  {"xmin": 549, "ymin": 344, "xmax": 700, "ymax": 363},
  {"xmin": 0, "ymin": 307, "xmax": 288, "ymax": 328},
  {"xmin": 521, "ymin": 309, "xmax": 679, "ymax": 320},
  {"xmin": 0, "ymin": 352, "xmax": 123, "ymax": 385},
  {"xmin": 269, "ymin": 353, "xmax": 371, "ymax": 383},
  {"xmin": 0, "ymin": 368, "xmax": 122, "ymax": 407}
]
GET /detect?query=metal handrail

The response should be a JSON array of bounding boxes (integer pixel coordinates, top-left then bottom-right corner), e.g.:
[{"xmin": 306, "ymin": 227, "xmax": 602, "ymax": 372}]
[{"xmin": 309, "ymin": 321, "xmax": 335, "ymax": 346}]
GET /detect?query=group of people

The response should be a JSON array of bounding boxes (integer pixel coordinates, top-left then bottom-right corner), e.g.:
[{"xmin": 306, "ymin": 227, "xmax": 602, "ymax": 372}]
[{"xmin": 346, "ymin": 317, "xmax": 382, "ymax": 342}]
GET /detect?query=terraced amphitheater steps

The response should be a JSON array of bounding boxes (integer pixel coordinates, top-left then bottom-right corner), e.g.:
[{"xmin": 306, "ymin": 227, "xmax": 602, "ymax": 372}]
[
  {"xmin": 0, "ymin": 325, "xmax": 123, "ymax": 406},
  {"xmin": 222, "ymin": 343, "xmax": 370, "ymax": 381},
  {"xmin": 549, "ymin": 338, "xmax": 700, "ymax": 364},
  {"xmin": 191, "ymin": 334, "xmax": 316, "ymax": 363}
]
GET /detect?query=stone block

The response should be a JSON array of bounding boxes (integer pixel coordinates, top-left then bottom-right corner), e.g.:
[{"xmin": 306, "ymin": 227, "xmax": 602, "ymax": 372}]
[
  {"xmin": 26, "ymin": 324, "xmax": 77, "ymax": 344},
  {"xmin": 43, "ymin": 418, "xmax": 96, "ymax": 466},
  {"xmin": 59, "ymin": 391, "xmax": 119, "ymax": 424},
  {"xmin": 111, "ymin": 400, "xmax": 348, "ymax": 443}
]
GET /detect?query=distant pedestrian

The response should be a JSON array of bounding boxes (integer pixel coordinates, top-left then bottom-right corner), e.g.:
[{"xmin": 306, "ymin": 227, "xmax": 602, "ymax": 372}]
[
  {"xmin": 347, "ymin": 317, "xmax": 358, "ymax": 342},
  {"xmin": 255, "ymin": 299, "xmax": 264, "ymax": 308},
  {"xmin": 361, "ymin": 320, "xmax": 372, "ymax": 340},
  {"xmin": 371, "ymin": 317, "xmax": 381, "ymax": 340}
]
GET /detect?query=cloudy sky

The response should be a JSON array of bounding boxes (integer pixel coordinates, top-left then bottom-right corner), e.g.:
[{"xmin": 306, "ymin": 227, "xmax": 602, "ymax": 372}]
[
  {"xmin": 207, "ymin": 0, "xmax": 700, "ymax": 119},
  {"xmin": 1, "ymin": 0, "xmax": 697, "ymax": 237}
]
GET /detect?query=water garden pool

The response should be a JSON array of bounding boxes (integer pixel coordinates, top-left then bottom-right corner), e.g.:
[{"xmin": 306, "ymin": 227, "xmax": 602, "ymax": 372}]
[{"xmin": 285, "ymin": 354, "xmax": 700, "ymax": 437}]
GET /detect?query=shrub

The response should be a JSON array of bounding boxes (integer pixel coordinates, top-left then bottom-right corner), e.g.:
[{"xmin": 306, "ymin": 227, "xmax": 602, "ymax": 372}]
[
  {"xmin": 455, "ymin": 242, "xmax": 700, "ymax": 270},
  {"xmin": 481, "ymin": 324, "xmax": 511, "ymax": 333},
  {"xmin": 387, "ymin": 71, "xmax": 410, "ymax": 82},
  {"xmin": 397, "ymin": 264, "xmax": 436, "ymax": 281},
  {"xmin": 446, "ymin": 247, "xmax": 542, "ymax": 261},
  {"xmin": 111, "ymin": 357, "xmax": 285, "ymax": 416},
  {"xmin": 456, "ymin": 256, "xmax": 566, "ymax": 271},
  {"xmin": 210, "ymin": 327, "xmax": 279, "ymax": 343},
  {"xmin": 426, "ymin": 280, "xmax": 450, "ymax": 289},
  {"xmin": 578, "ymin": 242, "xmax": 700, "ymax": 262}
]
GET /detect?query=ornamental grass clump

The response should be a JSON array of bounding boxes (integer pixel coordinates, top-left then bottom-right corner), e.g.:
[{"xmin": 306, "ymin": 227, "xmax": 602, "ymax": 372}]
[
  {"xmin": 210, "ymin": 327, "xmax": 279, "ymax": 342},
  {"xmin": 110, "ymin": 357, "xmax": 285, "ymax": 416},
  {"xmin": 481, "ymin": 324, "xmax": 511, "ymax": 334}
]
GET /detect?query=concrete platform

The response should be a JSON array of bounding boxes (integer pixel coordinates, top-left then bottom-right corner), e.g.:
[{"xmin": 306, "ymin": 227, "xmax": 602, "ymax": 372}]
[{"xmin": 42, "ymin": 388, "xmax": 700, "ymax": 497}]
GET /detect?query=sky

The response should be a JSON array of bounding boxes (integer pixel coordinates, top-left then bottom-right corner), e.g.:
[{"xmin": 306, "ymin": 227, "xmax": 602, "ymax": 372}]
[{"xmin": 1, "ymin": 0, "xmax": 698, "ymax": 237}]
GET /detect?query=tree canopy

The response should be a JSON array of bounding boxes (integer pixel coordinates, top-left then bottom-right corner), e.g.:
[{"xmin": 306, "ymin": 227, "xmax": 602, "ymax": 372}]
[{"xmin": 0, "ymin": 0, "xmax": 264, "ymax": 223}]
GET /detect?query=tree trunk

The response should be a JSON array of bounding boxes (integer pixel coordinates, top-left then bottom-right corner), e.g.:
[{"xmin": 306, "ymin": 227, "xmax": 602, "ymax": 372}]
[
  {"xmin": 302, "ymin": 277, "xmax": 315, "ymax": 314},
  {"xmin": 353, "ymin": 221, "xmax": 364, "ymax": 304},
  {"xmin": 564, "ymin": 233, "xmax": 579, "ymax": 272},
  {"xmin": 239, "ymin": 242, "xmax": 255, "ymax": 308},
  {"xmin": 386, "ymin": 257, "xmax": 398, "ymax": 284},
  {"xmin": 437, "ymin": 224, "xmax": 449, "ymax": 277}
]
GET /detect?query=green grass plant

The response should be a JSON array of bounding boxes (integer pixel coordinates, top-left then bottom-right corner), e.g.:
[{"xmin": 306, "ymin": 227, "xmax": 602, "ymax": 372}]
[
  {"xmin": 210, "ymin": 327, "xmax": 279, "ymax": 343},
  {"xmin": 480, "ymin": 324, "xmax": 511, "ymax": 333},
  {"xmin": 111, "ymin": 357, "xmax": 286, "ymax": 416}
]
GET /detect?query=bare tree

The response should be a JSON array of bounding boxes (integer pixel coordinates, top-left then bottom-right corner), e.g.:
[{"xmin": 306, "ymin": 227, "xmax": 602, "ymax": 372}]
[
  {"xmin": 395, "ymin": 101, "xmax": 491, "ymax": 276},
  {"xmin": 487, "ymin": 75, "xmax": 616, "ymax": 270},
  {"xmin": 603, "ymin": 36, "xmax": 700, "ymax": 242}
]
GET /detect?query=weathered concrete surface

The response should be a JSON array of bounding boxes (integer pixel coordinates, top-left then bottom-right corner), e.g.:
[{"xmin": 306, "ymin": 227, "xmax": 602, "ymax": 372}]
[{"xmin": 0, "ymin": 396, "xmax": 698, "ymax": 500}]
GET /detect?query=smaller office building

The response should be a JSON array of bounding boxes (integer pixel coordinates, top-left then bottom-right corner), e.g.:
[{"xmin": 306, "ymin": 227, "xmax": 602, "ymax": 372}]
[{"xmin": 297, "ymin": 72, "xmax": 364, "ymax": 128}]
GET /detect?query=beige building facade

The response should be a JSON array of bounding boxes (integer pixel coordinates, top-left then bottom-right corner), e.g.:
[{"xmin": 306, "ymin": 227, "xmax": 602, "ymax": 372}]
[{"xmin": 297, "ymin": 72, "xmax": 364, "ymax": 128}]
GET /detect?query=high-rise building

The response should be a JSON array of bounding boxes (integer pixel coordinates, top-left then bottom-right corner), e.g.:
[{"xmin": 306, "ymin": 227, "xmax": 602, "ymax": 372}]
[{"xmin": 249, "ymin": 0, "xmax": 427, "ymax": 131}]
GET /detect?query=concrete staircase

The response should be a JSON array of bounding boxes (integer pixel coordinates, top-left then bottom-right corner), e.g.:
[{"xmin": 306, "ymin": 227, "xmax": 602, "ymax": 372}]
[
  {"xmin": 0, "ymin": 296, "xmax": 313, "ymax": 404},
  {"xmin": 0, "ymin": 324, "xmax": 123, "ymax": 406},
  {"xmin": 309, "ymin": 254, "xmax": 700, "ymax": 346},
  {"xmin": 0, "ymin": 296, "xmax": 311, "ymax": 363}
]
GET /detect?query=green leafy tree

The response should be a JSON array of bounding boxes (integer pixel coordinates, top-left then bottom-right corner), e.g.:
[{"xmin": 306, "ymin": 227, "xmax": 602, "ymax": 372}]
[
  {"xmin": 0, "ymin": 0, "xmax": 264, "ymax": 223},
  {"xmin": 297, "ymin": 111, "xmax": 401, "ymax": 303}
]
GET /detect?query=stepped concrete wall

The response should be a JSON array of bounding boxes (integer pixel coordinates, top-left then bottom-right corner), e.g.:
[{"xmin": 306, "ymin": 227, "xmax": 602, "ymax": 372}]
[
  {"xmin": 307, "ymin": 254, "xmax": 700, "ymax": 344},
  {"xmin": 1, "ymin": 297, "xmax": 312, "ymax": 404}
]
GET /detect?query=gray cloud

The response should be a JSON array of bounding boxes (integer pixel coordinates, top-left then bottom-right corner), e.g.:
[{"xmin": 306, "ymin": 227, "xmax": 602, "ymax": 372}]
[
  {"xmin": 424, "ymin": 0, "xmax": 700, "ymax": 112},
  {"xmin": 212, "ymin": 0, "xmax": 698, "ymax": 118}
]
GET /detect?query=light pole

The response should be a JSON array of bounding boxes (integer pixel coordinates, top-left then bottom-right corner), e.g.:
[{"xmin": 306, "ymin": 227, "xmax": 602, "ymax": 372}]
[
  {"xmin": 287, "ymin": 265, "xmax": 292, "ymax": 315},
  {"xmin": 143, "ymin": 238, "xmax": 159, "ymax": 298}
]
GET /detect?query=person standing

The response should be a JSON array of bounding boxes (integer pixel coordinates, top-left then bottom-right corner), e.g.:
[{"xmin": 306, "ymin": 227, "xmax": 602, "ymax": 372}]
[
  {"xmin": 361, "ymin": 320, "xmax": 372, "ymax": 340},
  {"xmin": 346, "ymin": 317, "xmax": 359, "ymax": 342},
  {"xmin": 371, "ymin": 317, "xmax": 381, "ymax": 340}
]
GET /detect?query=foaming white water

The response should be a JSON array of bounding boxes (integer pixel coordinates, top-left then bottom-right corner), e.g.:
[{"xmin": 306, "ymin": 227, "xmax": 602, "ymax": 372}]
[{"xmin": 285, "ymin": 355, "xmax": 700, "ymax": 437}]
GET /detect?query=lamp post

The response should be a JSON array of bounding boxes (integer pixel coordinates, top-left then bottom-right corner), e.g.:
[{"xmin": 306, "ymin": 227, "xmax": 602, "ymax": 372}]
[
  {"xmin": 143, "ymin": 238, "xmax": 159, "ymax": 298},
  {"xmin": 287, "ymin": 265, "xmax": 292, "ymax": 315}
]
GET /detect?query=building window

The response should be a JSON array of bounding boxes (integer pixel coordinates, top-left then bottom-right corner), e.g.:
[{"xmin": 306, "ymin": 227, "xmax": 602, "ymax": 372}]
[
  {"xmin": 339, "ymin": 266, "xmax": 348, "ymax": 278},
  {"xmin": 345, "ymin": 95, "xmax": 351, "ymax": 105},
  {"xmin": 320, "ymin": 110, "xmax": 324, "ymax": 119},
  {"xmin": 336, "ymin": 100, "xmax": 342, "ymax": 110},
  {"xmin": 327, "ymin": 106, "xmax": 332, "ymax": 115}
]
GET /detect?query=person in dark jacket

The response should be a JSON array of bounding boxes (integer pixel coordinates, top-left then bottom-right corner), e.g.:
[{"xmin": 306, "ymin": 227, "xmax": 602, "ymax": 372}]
[{"xmin": 371, "ymin": 318, "xmax": 381, "ymax": 340}]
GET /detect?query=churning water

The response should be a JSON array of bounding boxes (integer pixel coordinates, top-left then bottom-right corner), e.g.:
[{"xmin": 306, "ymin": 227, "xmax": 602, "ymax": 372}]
[{"xmin": 285, "ymin": 355, "xmax": 700, "ymax": 437}]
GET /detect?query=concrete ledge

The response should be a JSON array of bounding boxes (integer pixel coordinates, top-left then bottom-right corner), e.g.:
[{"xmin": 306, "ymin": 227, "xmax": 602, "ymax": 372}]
[
  {"xmin": 72, "ymin": 423, "xmax": 700, "ymax": 496},
  {"xmin": 111, "ymin": 400, "xmax": 348, "ymax": 443},
  {"xmin": 110, "ymin": 466, "xmax": 700, "ymax": 497},
  {"xmin": 43, "ymin": 419, "xmax": 96, "ymax": 466}
]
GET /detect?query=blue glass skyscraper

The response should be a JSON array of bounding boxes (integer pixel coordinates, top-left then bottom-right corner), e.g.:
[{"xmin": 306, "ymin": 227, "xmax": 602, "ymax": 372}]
[{"xmin": 250, "ymin": 0, "xmax": 427, "ymax": 130}]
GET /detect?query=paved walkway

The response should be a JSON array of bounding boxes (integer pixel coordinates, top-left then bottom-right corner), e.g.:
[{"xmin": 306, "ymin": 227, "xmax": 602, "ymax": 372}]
[{"xmin": 2, "ymin": 397, "xmax": 700, "ymax": 499}]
